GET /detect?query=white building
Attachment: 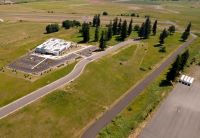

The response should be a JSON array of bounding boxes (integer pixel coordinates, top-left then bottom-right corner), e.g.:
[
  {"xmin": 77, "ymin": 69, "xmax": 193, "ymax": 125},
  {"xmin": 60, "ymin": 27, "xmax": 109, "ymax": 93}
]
[{"xmin": 35, "ymin": 38, "xmax": 71, "ymax": 56}]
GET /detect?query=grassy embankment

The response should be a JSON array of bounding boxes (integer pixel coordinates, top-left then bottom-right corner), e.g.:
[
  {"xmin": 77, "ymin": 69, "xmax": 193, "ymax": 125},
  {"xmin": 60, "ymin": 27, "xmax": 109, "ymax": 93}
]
[
  {"xmin": 0, "ymin": 32, "xmax": 183, "ymax": 138},
  {"xmin": 99, "ymin": 37, "xmax": 200, "ymax": 138}
]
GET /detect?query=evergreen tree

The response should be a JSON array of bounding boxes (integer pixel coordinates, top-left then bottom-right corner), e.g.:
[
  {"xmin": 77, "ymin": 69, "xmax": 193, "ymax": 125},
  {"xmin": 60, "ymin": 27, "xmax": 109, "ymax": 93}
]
[
  {"xmin": 159, "ymin": 29, "xmax": 168, "ymax": 44},
  {"xmin": 92, "ymin": 15, "xmax": 97, "ymax": 27},
  {"xmin": 128, "ymin": 18, "xmax": 133, "ymax": 36},
  {"xmin": 82, "ymin": 22, "xmax": 90, "ymax": 42},
  {"xmin": 107, "ymin": 21, "xmax": 113, "ymax": 41},
  {"xmin": 144, "ymin": 17, "xmax": 151, "ymax": 39},
  {"xmin": 121, "ymin": 20, "xmax": 127, "ymax": 41},
  {"xmin": 152, "ymin": 20, "xmax": 157, "ymax": 36},
  {"xmin": 181, "ymin": 31, "xmax": 189, "ymax": 41},
  {"xmin": 117, "ymin": 18, "xmax": 122, "ymax": 35},
  {"xmin": 138, "ymin": 23, "xmax": 145, "ymax": 38},
  {"xmin": 185, "ymin": 22, "xmax": 191, "ymax": 33},
  {"xmin": 92, "ymin": 14, "xmax": 101, "ymax": 27},
  {"xmin": 166, "ymin": 55, "xmax": 181, "ymax": 82},
  {"xmin": 112, "ymin": 17, "xmax": 118, "ymax": 35},
  {"xmin": 94, "ymin": 26, "xmax": 99, "ymax": 42},
  {"xmin": 180, "ymin": 50, "xmax": 189, "ymax": 71},
  {"xmin": 168, "ymin": 25, "xmax": 176, "ymax": 35},
  {"xmin": 181, "ymin": 22, "xmax": 191, "ymax": 41},
  {"xmin": 99, "ymin": 31, "xmax": 106, "ymax": 50},
  {"xmin": 97, "ymin": 14, "xmax": 101, "ymax": 27}
]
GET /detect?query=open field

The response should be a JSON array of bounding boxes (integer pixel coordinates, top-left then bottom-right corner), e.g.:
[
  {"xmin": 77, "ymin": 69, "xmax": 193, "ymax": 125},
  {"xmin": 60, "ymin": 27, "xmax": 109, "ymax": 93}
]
[
  {"xmin": 0, "ymin": 16, "xmax": 135, "ymax": 108},
  {"xmin": 0, "ymin": 0, "xmax": 199, "ymax": 137},
  {"xmin": 0, "ymin": 0, "xmax": 200, "ymax": 30},
  {"xmin": 0, "ymin": 32, "xmax": 184, "ymax": 137},
  {"xmin": 99, "ymin": 37, "xmax": 200, "ymax": 138},
  {"xmin": 0, "ymin": 22, "xmax": 82, "ymax": 67},
  {"xmin": 0, "ymin": 62, "xmax": 76, "ymax": 107}
]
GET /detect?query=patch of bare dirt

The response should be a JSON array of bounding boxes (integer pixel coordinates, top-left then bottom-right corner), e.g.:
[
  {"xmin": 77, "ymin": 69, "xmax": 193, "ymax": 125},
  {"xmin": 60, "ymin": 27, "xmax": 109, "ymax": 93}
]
[
  {"xmin": 152, "ymin": 5, "xmax": 179, "ymax": 14},
  {"xmin": 128, "ymin": 5, "xmax": 142, "ymax": 10},
  {"xmin": 188, "ymin": 65, "xmax": 200, "ymax": 81}
]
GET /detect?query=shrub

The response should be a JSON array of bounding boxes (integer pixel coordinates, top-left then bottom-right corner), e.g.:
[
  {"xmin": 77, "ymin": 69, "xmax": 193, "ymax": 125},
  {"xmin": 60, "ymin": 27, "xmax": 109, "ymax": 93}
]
[
  {"xmin": 46, "ymin": 24, "xmax": 60, "ymax": 34},
  {"xmin": 131, "ymin": 13, "xmax": 136, "ymax": 17},
  {"xmin": 102, "ymin": 11, "xmax": 108, "ymax": 16},
  {"xmin": 62, "ymin": 20, "xmax": 81, "ymax": 29},
  {"xmin": 134, "ymin": 24, "xmax": 140, "ymax": 31}
]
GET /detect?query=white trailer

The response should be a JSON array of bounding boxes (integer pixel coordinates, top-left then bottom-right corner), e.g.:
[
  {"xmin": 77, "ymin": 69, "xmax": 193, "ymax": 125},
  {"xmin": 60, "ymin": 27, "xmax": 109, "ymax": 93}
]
[
  {"xmin": 183, "ymin": 76, "xmax": 188, "ymax": 84},
  {"xmin": 188, "ymin": 78, "xmax": 194, "ymax": 86},
  {"xmin": 180, "ymin": 75, "xmax": 185, "ymax": 82},
  {"xmin": 179, "ymin": 75, "xmax": 194, "ymax": 86},
  {"xmin": 186, "ymin": 77, "xmax": 191, "ymax": 86}
]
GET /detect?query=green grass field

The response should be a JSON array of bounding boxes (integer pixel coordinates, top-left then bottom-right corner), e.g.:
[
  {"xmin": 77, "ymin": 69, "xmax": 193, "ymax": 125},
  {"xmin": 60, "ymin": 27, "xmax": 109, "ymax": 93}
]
[
  {"xmin": 99, "ymin": 36, "xmax": 200, "ymax": 138},
  {"xmin": 0, "ymin": 0, "xmax": 199, "ymax": 137},
  {"xmin": 1, "ymin": 0, "xmax": 199, "ymax": 31},
  {"xmin": 99, "ymin": 67, "xmax": 172, "ymax": 138},
  {"xmin": 0, "ymin": 22, "xmax": 81, "ymax": 67},
  {"xmin": 0, "ymin": 32, "xmax": 183, "ymax": 137},
  {"xmin": 0, "ymin": 18, "xmax": 134, "ymax": 107},
  {"xmin": 0, "ymin": 62, "xmax": 77, "ymax": 107}
]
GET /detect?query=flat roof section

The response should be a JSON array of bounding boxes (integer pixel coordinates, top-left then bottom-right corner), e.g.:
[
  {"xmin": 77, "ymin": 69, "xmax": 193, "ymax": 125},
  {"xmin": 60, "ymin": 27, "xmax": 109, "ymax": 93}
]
[{"xmin": 36, "ymin": 38, "xmax": 71, "ymax": 55}]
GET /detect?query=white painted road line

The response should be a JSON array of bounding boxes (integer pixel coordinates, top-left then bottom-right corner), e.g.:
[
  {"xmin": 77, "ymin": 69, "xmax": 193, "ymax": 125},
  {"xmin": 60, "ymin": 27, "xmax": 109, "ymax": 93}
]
[{"xmin": 31, "ymin": 58, "xmax": 47, "ymax": 69}]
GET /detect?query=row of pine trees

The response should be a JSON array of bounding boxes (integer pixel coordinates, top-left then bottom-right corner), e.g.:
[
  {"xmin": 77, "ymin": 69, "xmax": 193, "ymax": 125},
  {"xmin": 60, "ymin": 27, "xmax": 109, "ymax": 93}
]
[
  {"xmin": 45, "ymin": 15, "xmax": 191, "ymax": 52},
  {"xmin": 45, "ymin": 15, "xmax": 192, "ymax": 83}
]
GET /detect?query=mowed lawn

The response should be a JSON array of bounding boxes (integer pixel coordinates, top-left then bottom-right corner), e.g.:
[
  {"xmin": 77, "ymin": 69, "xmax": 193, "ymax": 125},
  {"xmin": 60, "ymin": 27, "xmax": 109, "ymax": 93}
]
[{"xmin": 0, "ymin": 33, "xmax": 183, "ymax": 138}]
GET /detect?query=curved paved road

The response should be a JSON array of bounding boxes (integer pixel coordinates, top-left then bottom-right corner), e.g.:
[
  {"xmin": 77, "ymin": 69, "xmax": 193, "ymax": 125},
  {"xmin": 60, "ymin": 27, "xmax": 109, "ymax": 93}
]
[
  {"xmin": 81, "ymin": 34, "xmax": 197, "ymax": 138},
  {"xmin": 0, "ymin": 39, "xmax": 136, "ymax": 120}
]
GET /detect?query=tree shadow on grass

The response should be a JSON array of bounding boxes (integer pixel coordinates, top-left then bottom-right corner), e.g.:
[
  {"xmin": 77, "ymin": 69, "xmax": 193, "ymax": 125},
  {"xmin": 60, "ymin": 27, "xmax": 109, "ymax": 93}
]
[
  {"xmin": 179, "ymin": 39, "xmax": 186, "ymax": 42},
  {"xmin": 78, "ymin": 40, "xmax": 85, "ymax": 44},
  {"xmin": 134, "ymin": 37, "xmax": 143, "ymax": 41},
  {"xmin": 154, "ymin": 43, "xmax": 162, "ymax": 47},
  {"xmin": 159, "ymin": 80, "xmax": 172, "ymax": 87},
  {"xmin": 115, "ymin": 36, "xmax": 123, "ymax": 42},
  {"xmin": 94, "ymin": 49, "xmax": 103, "ymax": 52}
]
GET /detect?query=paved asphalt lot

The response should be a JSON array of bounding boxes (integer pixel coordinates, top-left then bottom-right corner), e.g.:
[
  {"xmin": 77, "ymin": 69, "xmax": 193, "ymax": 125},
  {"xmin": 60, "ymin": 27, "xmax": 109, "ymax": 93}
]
[{"xmin": 140, "ymin": 80, "xmax": 200, "ymax": 138}]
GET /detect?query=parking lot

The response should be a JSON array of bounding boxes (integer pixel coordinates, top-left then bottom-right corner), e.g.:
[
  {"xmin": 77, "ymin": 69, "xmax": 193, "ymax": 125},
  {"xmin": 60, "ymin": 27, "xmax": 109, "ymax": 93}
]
[
  {"xmin": 140, "ymin": 78, "xmax": 200, "ymax": 138},
  {"xmin": 8, "ymin": 46, "xmax": 98, "ymax": 74}
]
